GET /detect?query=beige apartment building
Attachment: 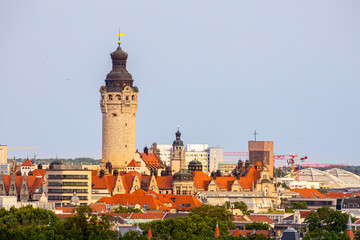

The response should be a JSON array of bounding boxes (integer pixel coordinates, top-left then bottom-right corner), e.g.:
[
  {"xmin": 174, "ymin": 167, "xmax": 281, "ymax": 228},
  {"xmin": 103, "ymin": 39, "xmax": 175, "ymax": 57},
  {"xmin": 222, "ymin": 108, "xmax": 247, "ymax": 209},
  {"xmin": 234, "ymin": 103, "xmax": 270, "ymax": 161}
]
[
  {"xmin": 45, "ymin": 162, "xmax": 92, "ymax": 207},
  {"xmin": 0, "ymin": 145, "xmax": 7, "ymax": 164}
]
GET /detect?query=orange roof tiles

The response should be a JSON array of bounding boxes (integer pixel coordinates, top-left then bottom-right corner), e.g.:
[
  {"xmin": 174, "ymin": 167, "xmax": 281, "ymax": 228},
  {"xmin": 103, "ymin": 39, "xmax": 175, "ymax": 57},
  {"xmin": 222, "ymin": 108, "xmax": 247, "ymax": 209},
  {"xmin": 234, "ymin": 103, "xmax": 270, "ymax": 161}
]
[
  {"xmin": 287, "ymin": 188, "xmax": 326, "ymax": 198},
  {"xmin": 325, "ymin": 193, "xmax": 351, "ymax": 198},
  {"xmin": 98, "ymin": 192, "xmax": 169, "ymax": 211},
  {"xmin": 247, "ymin": 215, "xmax": 275, "ymax": 224},
  {"xmin": 140, "ymin": 153, "xmax": 164, "ymax": 169},
  {"xmin": 89, "ymin": 203, "xmax": 107, "ymax": 213},
  {"xmin": 32, "ymin": 169, "xmax": 46, "ymax": 177},
  {"xmin": 299, "ymin": 210, "xmax": 313, "ymax": 219},
  {"xmin": 169, "ymin": 194, "xmax": 203, "ymax": 211},
  {"xmin": 233, "ymin": 216, "xmax": 247, "ymax": 222},
  {"xmin": 2, "ymin": 174, "xmax": 44, "ymax": 195},
  {"xmin": 92, "ymin": 175, "xmax": 117, "ymax": 194},
  {"xmin": 156, "ymin": 176, "xmax": 173, "ymax": 189},
  {"xmin": 192, "ymin": 166, "xmax": 261, "ymax": 191},
  {"xmin": 21, "ymin": 159, "xmax": 34, "ymax": 167},
  {"xmin": 127, "ymin": 160, "xmax": 141, "ymax": 168}
]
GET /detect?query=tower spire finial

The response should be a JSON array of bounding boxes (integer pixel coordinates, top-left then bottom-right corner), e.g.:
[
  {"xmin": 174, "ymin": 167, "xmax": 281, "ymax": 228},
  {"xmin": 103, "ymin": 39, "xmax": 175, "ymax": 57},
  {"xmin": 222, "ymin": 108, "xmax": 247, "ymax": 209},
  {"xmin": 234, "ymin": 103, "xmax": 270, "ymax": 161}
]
[{"xmin": 117, "ymin": 27, "xmax": 125, "ymax": 46}]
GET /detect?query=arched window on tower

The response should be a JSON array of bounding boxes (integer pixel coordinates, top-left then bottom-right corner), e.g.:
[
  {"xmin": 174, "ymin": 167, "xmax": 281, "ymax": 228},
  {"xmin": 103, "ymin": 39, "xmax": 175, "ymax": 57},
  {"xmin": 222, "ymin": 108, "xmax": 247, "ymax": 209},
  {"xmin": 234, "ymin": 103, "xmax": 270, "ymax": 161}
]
[
  {"xmin": 116, "ymin": 95, "xmax": 121, "ymax": 100},
  {"xmin": 108, "ymin": 95, "xmax": 113, "ymax": 100},
  {"xmin": 126, "ymin": 96, "xmax": 129, "ymax": 101},
  {"xmin": 132, "ymin": 95, "xmax": 135, "ymax": 100}
]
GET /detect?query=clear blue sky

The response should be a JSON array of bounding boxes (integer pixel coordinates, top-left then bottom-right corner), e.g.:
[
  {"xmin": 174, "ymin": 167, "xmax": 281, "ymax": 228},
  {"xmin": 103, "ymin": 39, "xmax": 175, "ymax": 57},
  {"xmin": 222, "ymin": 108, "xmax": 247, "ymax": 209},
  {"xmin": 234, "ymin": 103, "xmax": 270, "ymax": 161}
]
[{"xmin": 0, "ymin": 1, "xmax": 359, "ymax": 165}]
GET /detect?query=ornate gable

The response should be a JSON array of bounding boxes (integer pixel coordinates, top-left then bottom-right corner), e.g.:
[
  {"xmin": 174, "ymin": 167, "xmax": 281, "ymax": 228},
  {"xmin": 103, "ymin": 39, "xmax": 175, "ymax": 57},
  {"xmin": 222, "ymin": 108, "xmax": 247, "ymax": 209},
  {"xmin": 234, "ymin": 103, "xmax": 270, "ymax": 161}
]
[
  {"xmin": 113, "ymin": 174, "xmax": 126, "ymax": 195},
  {"xmin": 20, "ymin": 174, "xmax": 29, "ymax": 202},
  {"xmin": 8, "ymin": 175, "xmax": 17, "ymax": 196},
  {"xmin": 0, "ymin": 173, "xmax": 5, "ymax": 196},
  {"xmin": 207, "ymin": 178, "xmax": 219, "ymax": 192},
  {"xmin": 230, "ymin": 179, "xmax": 243, "ymax": 192},
  {"xmin": 148, "ymin": 174, "xmax": 159, "ymax": 193},
  {"xmin": 129, "ymin": 173, "xmax": 141, "ymax": 193}
]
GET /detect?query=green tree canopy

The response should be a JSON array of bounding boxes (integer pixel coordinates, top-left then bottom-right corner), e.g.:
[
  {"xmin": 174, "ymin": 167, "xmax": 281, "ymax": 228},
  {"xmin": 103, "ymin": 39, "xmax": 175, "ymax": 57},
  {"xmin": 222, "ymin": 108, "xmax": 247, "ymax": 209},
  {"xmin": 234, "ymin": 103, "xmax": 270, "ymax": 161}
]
[
  {"xmin": 245, "ymin": 222, "xmax": 270, "ymax": 230},
  {"xmin": 291, "ymin": 201, "xmax": 308, "ymax": 209},
  {"xmin": 112, "ymin": 206, "xmax": 142, "ymax": 213}
]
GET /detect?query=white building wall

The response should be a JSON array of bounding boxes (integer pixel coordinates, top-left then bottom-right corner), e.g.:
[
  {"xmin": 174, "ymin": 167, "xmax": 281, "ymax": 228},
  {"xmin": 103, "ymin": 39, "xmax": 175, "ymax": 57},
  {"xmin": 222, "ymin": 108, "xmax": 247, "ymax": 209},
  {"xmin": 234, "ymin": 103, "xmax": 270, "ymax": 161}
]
[
  {"xmin": 186, "ymin": 144, "xmax": 209, "ymax": 152},
  {"xmin": 156, "ymin": 144, "xmax": 172, "ymax": 166},
  {"xmin": 208, "ymin": 147, "xmax": 223, "ymax": 172}
]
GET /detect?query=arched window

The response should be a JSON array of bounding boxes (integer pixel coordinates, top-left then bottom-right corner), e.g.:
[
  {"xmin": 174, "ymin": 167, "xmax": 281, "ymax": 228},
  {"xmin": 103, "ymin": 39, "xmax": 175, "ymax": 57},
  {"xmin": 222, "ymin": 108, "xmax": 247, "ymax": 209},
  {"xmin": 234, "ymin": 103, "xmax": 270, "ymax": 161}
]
[
  {"xmin": 108, "ymin": 95, "xmax": 113, "ymax": 100},
  {"xmin": 132, "ymin": 95, "xmax": 135, "ymax": 100},
  {"xmin": 116, "ymin": 95, "xmax": 121, "ymax": 100},
  {"xmin": 126, "ymin": 96, "xmax": 129, "ymax": 100}
]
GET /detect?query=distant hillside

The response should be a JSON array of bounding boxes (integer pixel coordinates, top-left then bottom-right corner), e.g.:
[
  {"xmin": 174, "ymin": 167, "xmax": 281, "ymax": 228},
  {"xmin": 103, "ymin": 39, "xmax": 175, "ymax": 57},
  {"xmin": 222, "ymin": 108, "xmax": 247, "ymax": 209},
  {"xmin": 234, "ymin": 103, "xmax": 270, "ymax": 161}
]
[{"xmin": 9, "ymin": 158, "xmax": 102, "ymax": 165}]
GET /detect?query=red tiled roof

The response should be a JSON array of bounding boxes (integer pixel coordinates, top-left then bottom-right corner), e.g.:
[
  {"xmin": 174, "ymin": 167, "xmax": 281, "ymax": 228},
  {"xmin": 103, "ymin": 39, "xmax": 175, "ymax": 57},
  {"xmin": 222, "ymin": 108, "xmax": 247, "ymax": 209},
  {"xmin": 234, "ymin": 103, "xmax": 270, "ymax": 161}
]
[
  {"xmin": 89, "ymin": 203, "xmax": 107, "ymax": 213},
  {"xmin": 140, "ymin": 153, "xmax": 164, "ymax": 169},
  {"xmin": 167, "ymin": 194, "xmax": 203, "ymax": 211},
  {"xmin": 233, "ymin": 216, "xmax": 247, "ymax": 222},
  {"xmin": 247, "ymin": 215, "xmax": 275, "ymax": 224},
  {"xmin": 325, "ymin": 193, "xmax": 351, "ymax": 199},
  {"xmin": 98, "ymin": 191, "xmax": 169, "ymax": 211},
  {"xmin": 21, "ymin": 159, "xmax": 34, "ymax": 167},
  {"xmin": 55, "ymin": 207, "xmax": 76, "ymax": 213},
  {"xmin": 92, "ymin": 175, "xmax": 117, "ymax": 194},
  {"xmin": 287, "ymin": 189, "xmax": 326, "ymax": 198},
  {"xmin": 127, "ymin": 160, "xmax": 141, "ymax": 168},
  {"xmin": 299, "ymin": 210, "xmax": 313, "ymax": 219},
  {"xmin": 32, "ymin": 169, "xmax": 46, "ymax": 177},
  {"xmin": 192, "ymin": 166, "xmax": 261, "ymax": 191},
  {"xmin": 156, "ymin": 176, "xmax": 173, "ymax": 189}
]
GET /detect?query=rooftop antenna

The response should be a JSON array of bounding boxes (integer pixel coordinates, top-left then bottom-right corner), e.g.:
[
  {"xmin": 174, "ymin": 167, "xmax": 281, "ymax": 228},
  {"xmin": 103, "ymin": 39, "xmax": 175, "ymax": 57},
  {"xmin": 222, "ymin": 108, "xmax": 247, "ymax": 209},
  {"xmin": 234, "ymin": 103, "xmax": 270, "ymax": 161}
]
[{"xmin": 253, "ymin": 130, "xmax": 258, "ymax": 141}]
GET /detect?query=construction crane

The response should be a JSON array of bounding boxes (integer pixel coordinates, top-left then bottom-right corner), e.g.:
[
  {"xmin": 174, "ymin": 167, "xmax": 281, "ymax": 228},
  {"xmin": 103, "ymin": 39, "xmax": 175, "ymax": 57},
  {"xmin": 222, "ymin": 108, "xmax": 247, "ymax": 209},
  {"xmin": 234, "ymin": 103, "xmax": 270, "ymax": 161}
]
[{"xmin": 223, "ymin": 152, "xmax": 298, "ymax": 161}]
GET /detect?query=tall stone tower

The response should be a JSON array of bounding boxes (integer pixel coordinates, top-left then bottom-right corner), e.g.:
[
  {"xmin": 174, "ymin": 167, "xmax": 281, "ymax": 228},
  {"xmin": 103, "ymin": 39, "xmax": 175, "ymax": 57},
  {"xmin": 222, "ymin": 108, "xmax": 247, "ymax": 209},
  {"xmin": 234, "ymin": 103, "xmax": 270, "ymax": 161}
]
[
  {"xmin": 170, "ymin": 128, "xmax": 186, "ymax": 174},
  {"xmin": 248, "ymin": 141, "xmax": 274, "ymax": 179},
  {"xmin": 100, "ymin": 42, "xmax": 139, "ymax": 170}
]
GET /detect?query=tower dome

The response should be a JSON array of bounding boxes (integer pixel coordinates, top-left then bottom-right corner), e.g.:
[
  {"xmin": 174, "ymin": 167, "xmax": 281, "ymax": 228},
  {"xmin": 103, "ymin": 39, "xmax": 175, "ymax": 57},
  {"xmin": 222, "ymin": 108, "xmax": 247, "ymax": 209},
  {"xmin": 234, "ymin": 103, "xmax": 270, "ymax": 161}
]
[
  {"xmin": 173, "ymin": 169, "xmax": 193, "ymax": 182},
  {"xmin": 105, "ymin": 46, "xmax": 134, "ymax": 89},
  {"xmin": 173, "ymin": 129, "xmax": 183, "ymax": 146},
  {"xmin": 71, "ymin": 192, "xmax": 80, "ymax": 205},
  {"xmin": 188, "ymin": 159, "xmax": 203, "ymax": 172}
]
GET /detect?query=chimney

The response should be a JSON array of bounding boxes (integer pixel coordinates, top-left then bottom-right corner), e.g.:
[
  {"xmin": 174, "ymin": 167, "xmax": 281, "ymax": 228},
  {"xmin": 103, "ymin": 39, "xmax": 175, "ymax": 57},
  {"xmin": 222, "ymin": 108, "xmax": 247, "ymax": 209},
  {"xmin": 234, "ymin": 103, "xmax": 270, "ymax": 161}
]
[{"xmin": 144, "ymin": 146, "xmax": 149, "ymax": 155}]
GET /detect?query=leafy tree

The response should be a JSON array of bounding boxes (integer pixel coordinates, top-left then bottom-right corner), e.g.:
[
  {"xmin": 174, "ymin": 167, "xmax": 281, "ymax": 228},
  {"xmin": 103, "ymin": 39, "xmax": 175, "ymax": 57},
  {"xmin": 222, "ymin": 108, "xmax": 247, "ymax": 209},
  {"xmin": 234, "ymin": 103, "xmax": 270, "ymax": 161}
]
[
  {"xmin": 291, "ymin": 201, "xmax": 308, "ymax": 209},
  {"xmin": 224, "ymin": 201, "xmax": 253, "ymax": 215},
  {"xmin": 284, "ymin": 206, "xmax": 294, "ymax": 213},
  {"xmin": 190, "ymin": 204, "xmax": 234, "ymax": 228},
  {"xmin": 112, "ymin": 206, "xmax": 142, "ymax": 213},
  {"xmin": 119, "ymin": 230, "xmax": 147, "ymax": 240},
  {"xmin": 302, "ymin": 227, "xmax": 350, "ymax": 240},
  {"xmin": 139, "ymin": 214, "xmax": 230, "ymax": 239},
  {"xmin": 305, "ymin": 206, "xmax": 352, "ymax": 233},
  {"xmin": 61, "ymin": 206, "xmax": 117, "ymax": 240},
  {"xmin": 0, "ymin": 205, "xmax": 59, "ymax": 226},
  {"xmin": 245, "ymin": 222, "xmax": 270, "ymax": 230}
]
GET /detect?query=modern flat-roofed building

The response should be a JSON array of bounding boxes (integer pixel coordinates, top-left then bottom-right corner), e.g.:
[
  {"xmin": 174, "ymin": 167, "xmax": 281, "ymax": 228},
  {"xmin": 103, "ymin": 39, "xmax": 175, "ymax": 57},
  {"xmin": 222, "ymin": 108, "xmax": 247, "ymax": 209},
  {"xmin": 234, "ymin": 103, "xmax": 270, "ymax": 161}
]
[
  {"xmin": 45, "ymin": 161, "xmax": 91, "ymax": 207},
  {"xmin": 208, "ymin": 147, "xmax": 223, "ymax": 172}
]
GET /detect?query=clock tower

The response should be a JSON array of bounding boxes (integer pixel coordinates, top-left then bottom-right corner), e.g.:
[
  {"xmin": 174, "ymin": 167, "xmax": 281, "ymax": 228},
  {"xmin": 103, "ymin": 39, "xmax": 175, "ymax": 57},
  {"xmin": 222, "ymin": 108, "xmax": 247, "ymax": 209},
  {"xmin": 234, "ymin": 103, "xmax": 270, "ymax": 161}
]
[{"xmin": 100, "ymin": 40, "xmax": 139, "ymax": 170}]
